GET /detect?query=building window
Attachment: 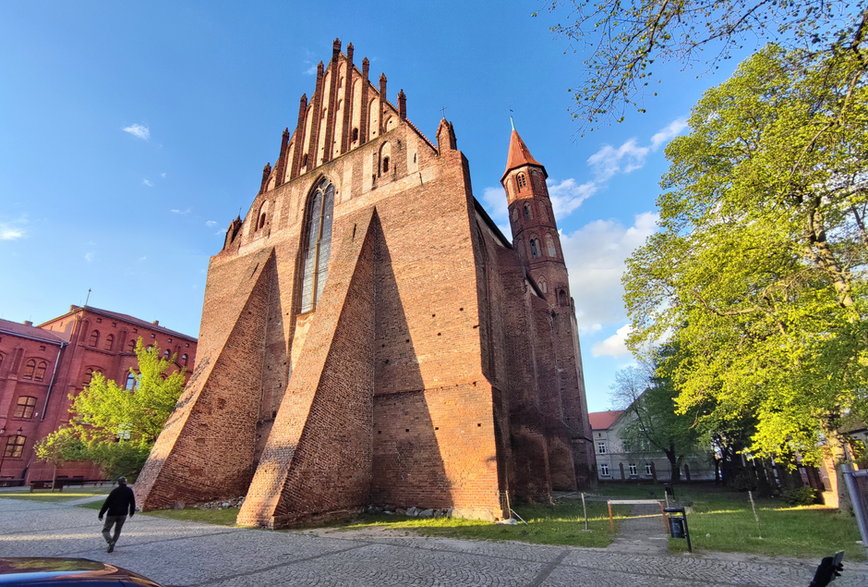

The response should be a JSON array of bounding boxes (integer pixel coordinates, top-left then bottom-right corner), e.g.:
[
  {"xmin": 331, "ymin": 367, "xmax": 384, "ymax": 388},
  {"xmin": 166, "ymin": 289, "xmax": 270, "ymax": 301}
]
[
  {"xmin": 88, "ymin": 330, "xmax": 100, "ymax": 347},
  {"xmin": 351, "ymin": 127, "xmax": 359, "ymax": 142},
  {"xmin": 104, "ymin": 334, "xmax": 114, "ymax": 351},
  {"xmin": 181, "ymin": 353, "xmax": 188, "ymax": 366},
  {"xmin": 14, "ymin": 396, "xmax": 38, "ymax": 419},
  {"xmin": 599, "ymin": 463, "xmax": 609, "ymax": 476},
  {"xmin": 21, "ymin": 359, "xmax": 36, "ymax": 380},
  {"xmin": 629, "ymin": 463, "xmax": 638, "ymax": 476},
  {"xmin": 537, "ymin": 277, "xmax": 547, "ymax": 294},
  {"xmin": 83, "ymin": 367, "xmax": 96, "ymax": 386},
  {"xmin": 128, "ymin": 340, "xmax": 136, "ymax": 352},
  {"xmin": 545, "ymin": 234, "xmax": 557, "ymax": 257},
  {"xmin": 645, "ymin": 463, "xmax": 653, "ymax": 476},
  {"xmin": 125, "ymin": 373, "xmax": 137, "ymax": 391},
  {"xmin": 597, "ymin": 442, "xmax": 607, "ymax": 454},
  {"xmin": 382, "ymin": 156, "xmax": 390, "ymax": 173},
  {"xmin": 558, "ymin": 289, "xmax": 568, "ymax": 306},
  {"xmin": 529, "ymin": 238, "xmax": 541, "ymax": 259},
  {"xmin": 4, "ymin": 435, "xmax": 26, "ymax": 459},
  {"xmin": 523, "ymin": 203, "xmax": 533, "ymax": 220},
  {"xmin": 516, "ymin": 173, "xmax": 527, "ymax": 191},
  {"xmin": 33, "ymin": 360, "xmax": 48, "ymax": 382},
  {"xmin": 299, "ymin": 178, "xmax": 335, "ymax": 313}
]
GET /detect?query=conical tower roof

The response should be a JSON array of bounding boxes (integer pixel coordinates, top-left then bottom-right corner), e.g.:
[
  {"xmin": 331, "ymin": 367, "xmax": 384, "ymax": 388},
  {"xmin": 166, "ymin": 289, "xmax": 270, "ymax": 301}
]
[{"xmin": 501, "ymin": 129, "xmax": 546, "ymax": 181}]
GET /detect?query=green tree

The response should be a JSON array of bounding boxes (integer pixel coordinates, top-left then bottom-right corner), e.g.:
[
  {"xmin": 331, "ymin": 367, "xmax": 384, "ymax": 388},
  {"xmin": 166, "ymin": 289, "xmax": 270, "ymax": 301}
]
[
  {"xmin": 540, "ymin": 1, "xmax": 867, "ymax": 128},
  {"xmin": 35, "ymin": 339, "xmax": 186, "ymax": 479},
  {"xmin": 623, "ymin": 44, "xmax": 867, "ymax": 499},
  {"xmin": 612, "ymin": 351, "xmax": 704, "ymax": 482},
  {"xmin": 33, "ymin": 427, "xmax": 86, "ymax": 486}
]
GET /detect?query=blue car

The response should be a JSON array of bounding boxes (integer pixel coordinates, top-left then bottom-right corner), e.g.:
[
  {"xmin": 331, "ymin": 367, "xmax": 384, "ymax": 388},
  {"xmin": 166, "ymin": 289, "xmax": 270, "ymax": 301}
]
[{"xmin": 0, "ymin": 558, "xmax": 165, "ymax": 586}]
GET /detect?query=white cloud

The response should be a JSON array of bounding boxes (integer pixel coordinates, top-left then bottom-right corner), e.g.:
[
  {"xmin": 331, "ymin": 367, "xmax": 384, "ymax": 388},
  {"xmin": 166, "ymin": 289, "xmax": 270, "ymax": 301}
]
[
  {"xmin": 481, "ymin": 185, "xmax": 508, "ymax": 221},
  {"xmin": 170, "ymin": 208, "xmax": 191, "ymax": 215},
  {"xmin": 587, "ymin": 139, "xmax": 650, "ymax": 182},
  {"xmin": 547, "ymin": 178, "xmax": 597, "ymax": 217},
  {"xmin": 205, "ymin": 220, "xmax": 217, "ymax": 227},
  {"xmin": 122, "ymin": 123, "xmax": 150, "ymax": 141},
  {"xmin": 304, "ymin": 63, "xmax": 318, "ymax": 75},
  {"xmin": 142, "ymin": 178, "xmax": 154, "ymax": 187},
  {"xmin": 651, "ymin": 117, "xmax": 688, "ymax": 150},
  {"xmin": 160, "ymin": 172, "xmax": 167, "ymax": 179},
  {"xmin": 561, "ymin": 212, "xmax": 659, "ymax": 330},
  {"xmin": 592, "ymin": 323, "xmax": 633, "ymax": 358},
  {"xmin": 84, "ymin": 252, "xmax": 95, "ymax": 263},
  {"xmin": 0, "ymin": 226, "xmax": 24, "ymax": 240}
]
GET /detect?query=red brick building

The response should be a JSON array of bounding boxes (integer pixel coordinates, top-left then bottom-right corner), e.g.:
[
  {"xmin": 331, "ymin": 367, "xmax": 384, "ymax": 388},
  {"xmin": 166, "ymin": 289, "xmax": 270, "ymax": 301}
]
[
  {"xmin": 137, "ymin": 40, "xmax": 596, "ymax": 527},
  {"xmin": 0, "ymin": 306, "xmax": 197, "ymax": 484}
]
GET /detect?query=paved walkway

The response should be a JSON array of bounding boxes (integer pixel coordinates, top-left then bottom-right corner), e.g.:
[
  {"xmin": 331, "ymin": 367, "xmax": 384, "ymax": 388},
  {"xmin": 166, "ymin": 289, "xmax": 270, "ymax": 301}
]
[{"xmin": 0, "ymin": 496, "xmax": 865, "ymax": 586}]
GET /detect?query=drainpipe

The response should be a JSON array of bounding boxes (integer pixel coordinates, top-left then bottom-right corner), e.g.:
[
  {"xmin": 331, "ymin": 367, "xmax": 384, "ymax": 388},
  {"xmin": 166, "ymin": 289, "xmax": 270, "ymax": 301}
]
[{"xmin": 41, "ymin": 341, "xmax": 68, "ymax": 421}]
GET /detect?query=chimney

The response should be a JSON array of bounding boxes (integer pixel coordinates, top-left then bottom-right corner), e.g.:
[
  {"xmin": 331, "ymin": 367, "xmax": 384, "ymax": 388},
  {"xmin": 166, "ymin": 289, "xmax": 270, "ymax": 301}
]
[
  {"xmin": 152, "ymin": 320, "xmax": 160, "ymax": 326},
  {"xmin": 23, "ymin": 320, "xmax": 33, "ymax": 327}
]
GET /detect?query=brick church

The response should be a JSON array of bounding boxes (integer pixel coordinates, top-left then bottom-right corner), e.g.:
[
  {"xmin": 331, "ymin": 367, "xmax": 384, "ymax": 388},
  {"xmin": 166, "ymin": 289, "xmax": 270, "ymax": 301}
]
[{"xmin": 136, "ymin": 40, "xmax": 595, "ymax": 527}]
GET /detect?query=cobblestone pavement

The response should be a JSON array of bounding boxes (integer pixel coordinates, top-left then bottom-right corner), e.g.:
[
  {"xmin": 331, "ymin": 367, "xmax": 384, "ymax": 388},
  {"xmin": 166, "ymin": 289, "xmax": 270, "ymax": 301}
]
[{"xmin": 1, "ymin": 496, "xmax": 865, "ymax": 586}]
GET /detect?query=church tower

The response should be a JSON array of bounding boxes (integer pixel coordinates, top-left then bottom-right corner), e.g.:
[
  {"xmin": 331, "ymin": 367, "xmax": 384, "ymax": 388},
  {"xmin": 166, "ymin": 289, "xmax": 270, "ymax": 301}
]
[
  {"xmin": 502, "ymin": 129, "xmax": 595, "ymax": 484},
  {"xmin": 501, "ymin": 129, "xmax": 569, "ymax": 308}
]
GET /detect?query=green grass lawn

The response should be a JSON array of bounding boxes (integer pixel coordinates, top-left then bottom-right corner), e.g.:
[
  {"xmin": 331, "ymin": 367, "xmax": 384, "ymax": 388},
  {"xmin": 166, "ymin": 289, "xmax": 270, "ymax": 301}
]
[
  {"xmin": 592, "ymin": 482, "xmax": 863, "ymax": 561},
  {"xmin": 142, "ymin": 507, "xmax": 241, "ymax": 526},
  {"xmin": 342, "ymin": 500, "xmax": 614, "ymax": 548},
  {"xmin": 0, "ymin": 488, "xmax": 110, "ymax": 503}
]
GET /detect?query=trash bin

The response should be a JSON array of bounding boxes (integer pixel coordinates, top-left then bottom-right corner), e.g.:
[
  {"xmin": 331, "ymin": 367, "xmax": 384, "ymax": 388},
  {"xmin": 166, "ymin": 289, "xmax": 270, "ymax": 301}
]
[
  {"xmin": 668, "ymin": 515, "xmax": 686, "ymax": 538},
  {"xmin": 664, "ymin": 506, "xmax": 692, "ymax": 552}
]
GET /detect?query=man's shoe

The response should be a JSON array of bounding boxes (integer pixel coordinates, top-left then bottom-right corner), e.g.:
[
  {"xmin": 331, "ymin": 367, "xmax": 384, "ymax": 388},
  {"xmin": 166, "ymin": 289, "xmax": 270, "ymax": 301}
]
[{"xmin": 107, "ymin": 541, "xmax": 114, "ymax": 553}]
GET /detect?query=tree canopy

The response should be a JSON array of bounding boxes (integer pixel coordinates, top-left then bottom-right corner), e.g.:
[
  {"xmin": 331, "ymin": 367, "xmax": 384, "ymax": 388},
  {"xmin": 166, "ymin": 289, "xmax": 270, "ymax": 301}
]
[
  {"xmin": 623, "ymin": 44, "xmax": 867, "ymax": 467},
  {"xmin": 35, "ymin": 339, "xmax": 186, "ymax": 479},
  {"xmin": 612, "ymin": 351, "xmax": 704, "ymax": 482},
  {"xmin": 541, "ymin": 1, "xmax": 868, "ymax": 128}
]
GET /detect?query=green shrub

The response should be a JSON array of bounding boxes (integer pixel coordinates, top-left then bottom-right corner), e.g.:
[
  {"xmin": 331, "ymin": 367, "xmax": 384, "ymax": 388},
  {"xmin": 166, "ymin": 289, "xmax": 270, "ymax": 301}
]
[{"xmin": 781, "ymin": 486, "xmax": 819, "ymax": 506}]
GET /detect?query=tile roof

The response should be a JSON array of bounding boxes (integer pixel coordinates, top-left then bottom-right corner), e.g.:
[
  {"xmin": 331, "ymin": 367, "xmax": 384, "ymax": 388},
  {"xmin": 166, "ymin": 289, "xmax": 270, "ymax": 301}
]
[
  {"xmin": 588, "ymin": 410, "xmax": 624, "ymax": 431},
  {"xmin": 40, "ymin": 306, "xmax": 197, "ymax": 341},
  {"xmin": 0, "ymin": 318, "xmax": 69, "ymax": 344},
  {"xmin": 502, "ymin": 129, "xmax": 546, "ymax": 180}
]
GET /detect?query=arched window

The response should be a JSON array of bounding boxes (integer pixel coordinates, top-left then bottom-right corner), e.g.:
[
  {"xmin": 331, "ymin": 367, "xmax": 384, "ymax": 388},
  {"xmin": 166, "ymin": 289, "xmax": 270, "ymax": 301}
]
[
  {"xmin": 128, "ymin": 339, "xmax": 136, "ymax": 352},
  {"xmin": 163, "ymin": 349, "xmax": 170, "ymax": 359},
  {"xmin": 351, "ymin": 127, "xmax": 359, "ymax": 142},
  {"xmin": 88, "ymin": 330, "xmax": 100, "ymax": 347},
  {"xmin": 537, "ymin": 277, "xmax": 548, "ymax": 294},
  {"xmin": 529, "ymin": 237, "xmax": 541, "ymax": 259},
  {"xmin": 382, "ymin": 156, "xmax": 390, "ymax": 173},
  {"xmin": 510, "ymin": 208, "xmax": 518, "ymax": 222},
  {"xmin": 125, "ymin": 372, "xmax": 137, "ymax": 391},
  {"xmin": 181, "ymin": 353, "xmax": 189, "ymax": 366},
  {"xmin": 33, "ymin": 360, "xmax": 47, "ymax": 382},
  {"xmin": 299, "ymin": 178, "xmax": 335, "ymax": 313},
  {"xmin": 3, "ymin": 435, "xmax": 26, "ymax": 458},
  {"xmin": 523, "ymin": 203, "xmax": 533, "ymax": 220},
  {"xmin": 21, "ymin": 359, "xmax": 36, "ymax": 380},
  {"xmin": 558, "ymin": 289, "xmax": 568, "ymax": 306},
  {"xmin": 83, "ymin": 367, "xmax": 96, "ymax": 386},
  {"xmin": 545, "ymin": 234, "xmax": 557, "ymax": 257},
  {"xmin": 104, "ymin": 334, "xmax": 114, "ymax": 351},
  {"xmin": 14, "ymin": 396, "xmax": 38, "ymax": 418},
  {"xmin": 516, "ymin": 173, "xmax": 527, "ymax": 191}
]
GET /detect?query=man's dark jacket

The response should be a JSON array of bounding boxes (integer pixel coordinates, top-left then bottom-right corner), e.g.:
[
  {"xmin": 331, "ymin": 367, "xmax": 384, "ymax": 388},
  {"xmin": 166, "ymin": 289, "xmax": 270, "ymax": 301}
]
[{"xmin": 99, "ymin": 485, "xmax": 136, "ymax": 517}]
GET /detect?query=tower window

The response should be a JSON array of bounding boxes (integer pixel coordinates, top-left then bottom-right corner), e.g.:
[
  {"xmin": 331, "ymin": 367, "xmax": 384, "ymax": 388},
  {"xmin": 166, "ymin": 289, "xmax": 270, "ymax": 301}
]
[
  {"xmin": 523, "ymin": 203, "xmax": 533, "ymax": 220},
  {"xmin": 558, "ymin": 289, "xmax": 568, "ymax": 306},
  {"xmin": 299, "ymin": 178, "xmax": 335, "ymax": 313},
  {"xmin": 259, "ymin": 213, "xmax": 267, "ymax": 229},
  {"xmin": 14, "ymin": 396, "xmax": 38, "ymax": 419},
  {"xmin": 529, "ymin": 238, "xmax": 541, "ymax": 259},
  {"xmin": 382, "ymin": 156, "xmax": 390, "ymax": 173},
  {"xmin": 545, "ymin": 234, "xmax": 557, "ymax": 257},
  {"xmin": 517, "ymin": 173, "xmax": 527, "ymax": 191},
  {"xmin": 352, "ymin": 127, "xmax": 359, "ymax": 142},
  {"xmin": 537, "ymin": 277, "xmax": 548, "ymax": 293}
]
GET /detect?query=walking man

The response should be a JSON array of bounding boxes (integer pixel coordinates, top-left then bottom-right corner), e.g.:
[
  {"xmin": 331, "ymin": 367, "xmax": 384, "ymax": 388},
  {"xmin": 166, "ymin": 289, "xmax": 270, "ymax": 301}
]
[{"xmin": 98, "ymin": 477, "xmax": 136, "ymax": 553}]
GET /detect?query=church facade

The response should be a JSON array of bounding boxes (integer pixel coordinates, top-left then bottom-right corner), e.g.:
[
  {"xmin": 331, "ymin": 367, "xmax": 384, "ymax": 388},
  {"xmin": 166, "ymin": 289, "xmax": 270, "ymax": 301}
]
[{"xmin": 136, "ymin": 40, "xmax": 595, "ymax": 527}]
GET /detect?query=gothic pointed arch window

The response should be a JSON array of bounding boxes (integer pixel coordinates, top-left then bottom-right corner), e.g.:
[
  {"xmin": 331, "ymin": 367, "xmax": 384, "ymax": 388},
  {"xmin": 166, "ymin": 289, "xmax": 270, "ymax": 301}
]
[
  {"xmin": 516, "ymin": 173, "xmax": 527, "ymax": 191},
  {"xmin": 88, "ymin": 330, "xmax": 100, "ymax": 347},
  {"xmin": 537, "ymin": 276, "xmax": 548, "ymax": 294},
  {"xmin": 545, "ymin": 233, "xmax": 557, "ymax": 257},
  {"xmin": 104, "ymin": 333, "xmax": 114, "ymax": 351},
  {"xmin": 299, "ymin": 178, "xmax": 335, "ymax": 313},
  {"xmin": 529, "ymin": 237, "xmax": 541, "ymax": 259},
  {"xmin": 523, "ymin": 203, "xmax": 533, "ymax": 220}
]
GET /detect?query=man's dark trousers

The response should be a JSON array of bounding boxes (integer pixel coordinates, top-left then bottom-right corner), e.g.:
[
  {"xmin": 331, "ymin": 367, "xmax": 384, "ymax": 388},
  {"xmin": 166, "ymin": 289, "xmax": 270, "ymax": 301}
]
[{"xmin": 102, "ymin": 514, "xmax": 127, "ymax": 545}]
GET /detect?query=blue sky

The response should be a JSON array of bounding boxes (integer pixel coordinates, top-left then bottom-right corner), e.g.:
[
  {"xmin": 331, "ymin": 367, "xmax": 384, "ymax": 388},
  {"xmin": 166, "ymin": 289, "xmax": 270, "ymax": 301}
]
[{"xmin": 0, "ymin": 1, "xmax": 750, "ymax": 412}]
